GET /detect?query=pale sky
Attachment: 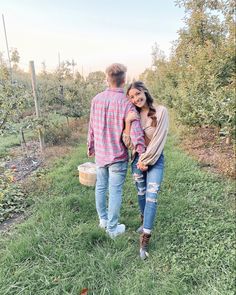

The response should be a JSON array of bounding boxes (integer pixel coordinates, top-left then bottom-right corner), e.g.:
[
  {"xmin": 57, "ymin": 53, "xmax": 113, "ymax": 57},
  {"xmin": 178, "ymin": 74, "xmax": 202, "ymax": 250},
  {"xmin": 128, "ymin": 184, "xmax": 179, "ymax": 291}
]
[{"xmin": 0, "ymin": 0, "xmax": 185, "ymax": 78}]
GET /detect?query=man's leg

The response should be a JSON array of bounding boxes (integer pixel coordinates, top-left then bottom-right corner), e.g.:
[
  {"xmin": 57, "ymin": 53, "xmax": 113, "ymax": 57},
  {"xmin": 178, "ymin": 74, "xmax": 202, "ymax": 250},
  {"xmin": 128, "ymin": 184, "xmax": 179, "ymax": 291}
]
[
  {"xmin": 95, "ymin": 166, "xmax": 109, "ymax": 226},
  {"xmin": 107, "ymin": 161, "xmax": 128, "ymax": 234}
]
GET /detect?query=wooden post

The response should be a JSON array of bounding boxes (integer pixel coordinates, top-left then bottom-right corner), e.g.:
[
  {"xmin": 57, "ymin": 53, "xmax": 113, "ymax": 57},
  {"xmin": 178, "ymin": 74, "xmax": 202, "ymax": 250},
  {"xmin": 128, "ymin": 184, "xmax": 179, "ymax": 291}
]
[
  {"xmin": 2, "ymin": 14, "xmax": 12, "ymax": 83},
  {"xmin": 29, "ymin": 60, "xmax": 44, "ymax": 152}
]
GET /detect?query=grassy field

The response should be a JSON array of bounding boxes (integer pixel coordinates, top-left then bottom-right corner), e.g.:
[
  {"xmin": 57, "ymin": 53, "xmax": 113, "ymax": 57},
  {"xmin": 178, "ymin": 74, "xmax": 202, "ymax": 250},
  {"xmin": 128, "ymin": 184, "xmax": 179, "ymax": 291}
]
[{"xmin": 0, "ymin": 134, "xmax": 235, "ymax": 295}]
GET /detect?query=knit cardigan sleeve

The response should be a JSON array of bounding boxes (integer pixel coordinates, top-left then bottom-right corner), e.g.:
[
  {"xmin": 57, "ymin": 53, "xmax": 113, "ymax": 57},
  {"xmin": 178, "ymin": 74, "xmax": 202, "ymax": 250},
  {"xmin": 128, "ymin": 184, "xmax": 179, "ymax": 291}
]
[{"xmin": 139, "ymin": 106, "xmax": 169, "ymax": 166}]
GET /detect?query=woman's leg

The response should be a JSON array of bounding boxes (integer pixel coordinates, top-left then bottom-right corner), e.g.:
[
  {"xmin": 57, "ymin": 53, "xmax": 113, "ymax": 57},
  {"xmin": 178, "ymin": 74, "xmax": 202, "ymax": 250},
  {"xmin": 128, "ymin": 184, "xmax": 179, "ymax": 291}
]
[
  {"xmin": 131, "ymin": 155, "xmax": 147, "ymax": 217},
  {"xmin": 140, "ymin": 154, "xmax": 164, "ymax": 259},
  {"xmin": 143, "ymin": 154, "xmax": 164, "ymax": 231}
]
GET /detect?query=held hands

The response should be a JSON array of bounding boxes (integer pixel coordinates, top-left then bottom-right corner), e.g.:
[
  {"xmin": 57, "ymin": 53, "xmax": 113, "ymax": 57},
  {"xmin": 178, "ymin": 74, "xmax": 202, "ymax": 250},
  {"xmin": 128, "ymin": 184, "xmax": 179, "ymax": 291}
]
[
  {"xmin": 125, "ymin": 111, "xmax": 140, "ymax": 124},
  {"xmin": 137, "ymin": 160, "xmax": 148, "ymax": 171},
  {"xmin": 87, "ymin": 150, "xmax": 95, "ymax": 158}
]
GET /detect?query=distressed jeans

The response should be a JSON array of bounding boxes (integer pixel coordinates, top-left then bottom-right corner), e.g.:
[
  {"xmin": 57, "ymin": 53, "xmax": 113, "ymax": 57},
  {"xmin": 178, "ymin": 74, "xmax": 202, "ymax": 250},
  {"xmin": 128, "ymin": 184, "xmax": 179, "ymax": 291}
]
[
  {"xmin": 131, "ymin": 153, "xmax": 164, "ymax": 231},
  {"xmin": 95, "ymin": 161, "xmax": 128, "ymax": 232}
]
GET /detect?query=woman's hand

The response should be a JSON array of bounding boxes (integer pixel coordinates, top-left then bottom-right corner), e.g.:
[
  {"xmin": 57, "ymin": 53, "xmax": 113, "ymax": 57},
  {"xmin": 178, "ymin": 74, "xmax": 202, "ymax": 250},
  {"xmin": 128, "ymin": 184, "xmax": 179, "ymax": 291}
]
[
  {"xmin": 137, "ymin": 160, "xmax": 148, "ymax": 171},
  {"xmin": 125, "ymin": 111, "xmax": 140, "ymax": 124}
]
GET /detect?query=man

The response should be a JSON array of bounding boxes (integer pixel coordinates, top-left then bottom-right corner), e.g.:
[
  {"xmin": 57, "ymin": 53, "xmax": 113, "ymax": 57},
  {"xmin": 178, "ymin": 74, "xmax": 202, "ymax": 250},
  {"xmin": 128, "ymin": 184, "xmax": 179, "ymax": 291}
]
[{"xmin": 87, "ymin": 63, "xmax": 145, "ymax": 238}]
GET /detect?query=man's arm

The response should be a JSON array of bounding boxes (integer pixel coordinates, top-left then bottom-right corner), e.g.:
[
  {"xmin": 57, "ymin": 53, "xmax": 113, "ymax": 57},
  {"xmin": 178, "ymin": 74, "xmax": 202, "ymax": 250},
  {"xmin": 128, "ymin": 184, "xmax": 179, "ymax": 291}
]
[
  {"xmin": 130, "ymin": 119, "xmax": 146, "ymax": 155},
  {"xmin": 124, "ymin": 102, "xmax": 146, "ymax": 155},
  {"xmin": 130, "ymin": 121, "xmax": 148, "ymax": 171}
]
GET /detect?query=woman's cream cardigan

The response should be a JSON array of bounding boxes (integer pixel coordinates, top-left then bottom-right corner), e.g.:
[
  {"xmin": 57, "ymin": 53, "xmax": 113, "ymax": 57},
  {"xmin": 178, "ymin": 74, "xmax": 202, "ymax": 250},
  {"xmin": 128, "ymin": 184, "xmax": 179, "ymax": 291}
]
[{"xmin": 122, "ymin": 105, "xmax": 169, "ymax": 166}]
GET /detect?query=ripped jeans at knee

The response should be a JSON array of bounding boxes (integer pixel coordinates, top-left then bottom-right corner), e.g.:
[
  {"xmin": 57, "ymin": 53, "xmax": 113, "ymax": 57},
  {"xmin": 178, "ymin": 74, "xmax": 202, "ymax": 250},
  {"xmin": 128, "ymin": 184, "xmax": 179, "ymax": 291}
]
[{"xmin": 131, "ymin": 153, "xmax": 164, "ymax": 231}]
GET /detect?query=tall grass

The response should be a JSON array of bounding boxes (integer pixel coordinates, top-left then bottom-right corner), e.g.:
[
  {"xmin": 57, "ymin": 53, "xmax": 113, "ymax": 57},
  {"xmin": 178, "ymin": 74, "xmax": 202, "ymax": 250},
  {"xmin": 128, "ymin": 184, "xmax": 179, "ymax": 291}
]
[{"xmin": 0, "ymin": 135, "xmax": 234, "ymax": 295}]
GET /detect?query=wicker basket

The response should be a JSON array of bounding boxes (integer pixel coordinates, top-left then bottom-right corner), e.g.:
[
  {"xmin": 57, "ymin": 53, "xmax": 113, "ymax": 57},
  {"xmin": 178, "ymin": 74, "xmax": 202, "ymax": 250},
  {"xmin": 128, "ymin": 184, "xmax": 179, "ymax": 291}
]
[{"xmin": 78, "ymin": 162, "xmax": 97, "ymax": 187}]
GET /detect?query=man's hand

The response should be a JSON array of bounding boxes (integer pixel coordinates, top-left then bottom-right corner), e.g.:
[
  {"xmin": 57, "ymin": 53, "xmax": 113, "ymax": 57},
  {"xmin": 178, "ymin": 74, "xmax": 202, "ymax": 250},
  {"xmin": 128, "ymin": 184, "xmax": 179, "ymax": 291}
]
[
  {"xmin": 87, "ymin": 150, "xmax": 95, "ymax": 158},
  {"xmin": 137, "ymin": 160, "xmax": 148, "ymax": 171}
]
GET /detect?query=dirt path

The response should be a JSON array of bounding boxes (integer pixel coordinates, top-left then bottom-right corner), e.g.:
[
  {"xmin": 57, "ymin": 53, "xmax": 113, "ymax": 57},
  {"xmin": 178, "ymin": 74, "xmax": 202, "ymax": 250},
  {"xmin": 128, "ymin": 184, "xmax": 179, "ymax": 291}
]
[
  {"xmin": 180, "ymin": 126, "xmax": 235, "ymax": 179},
  {"xmin": 0, "ymin": 213, "xmax": 26, "ymax": 233}
]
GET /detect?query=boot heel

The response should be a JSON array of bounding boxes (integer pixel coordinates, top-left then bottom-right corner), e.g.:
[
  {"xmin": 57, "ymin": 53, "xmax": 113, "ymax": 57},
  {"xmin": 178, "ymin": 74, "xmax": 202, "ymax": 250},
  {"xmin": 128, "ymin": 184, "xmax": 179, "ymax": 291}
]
[{"xmin": 140, "ymin": 233, "xmax": 151, "ymax": 260}]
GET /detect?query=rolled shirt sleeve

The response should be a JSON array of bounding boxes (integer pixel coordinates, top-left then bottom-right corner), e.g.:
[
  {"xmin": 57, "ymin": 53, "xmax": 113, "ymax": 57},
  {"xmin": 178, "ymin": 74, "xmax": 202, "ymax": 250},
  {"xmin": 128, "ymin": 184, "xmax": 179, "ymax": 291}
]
[
  {"xmin": 124, "ymin": 102, "xmax": 146, "ymax": 155},
  {"xmin": 130, "ymin": 120, "xmax": 146, "ymax": 155}
]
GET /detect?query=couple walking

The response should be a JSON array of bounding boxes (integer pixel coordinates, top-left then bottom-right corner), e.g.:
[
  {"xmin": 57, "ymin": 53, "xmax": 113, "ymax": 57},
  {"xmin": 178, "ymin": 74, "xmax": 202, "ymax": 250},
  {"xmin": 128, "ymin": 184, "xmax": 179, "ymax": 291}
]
[{"xmin": 87, "ymin": 63, "xmax": 168, "ymax": 259}]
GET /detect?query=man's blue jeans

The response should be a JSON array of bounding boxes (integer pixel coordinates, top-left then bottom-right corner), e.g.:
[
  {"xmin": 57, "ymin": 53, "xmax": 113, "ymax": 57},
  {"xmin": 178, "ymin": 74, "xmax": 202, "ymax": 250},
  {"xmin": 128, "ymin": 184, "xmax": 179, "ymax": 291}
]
[
  {"xmin": 131, "ymin": 153, "xmax": 164, "ymax": 231},
  {"xmin": 95, "ymin": 161, "xmax": 128, "ymax": 232}
]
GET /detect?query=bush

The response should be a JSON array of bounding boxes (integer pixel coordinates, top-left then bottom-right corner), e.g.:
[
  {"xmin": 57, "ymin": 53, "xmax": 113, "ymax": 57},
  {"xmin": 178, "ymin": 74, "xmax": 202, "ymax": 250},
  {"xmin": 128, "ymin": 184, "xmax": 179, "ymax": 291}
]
[
  {"xmin": 44, "ymin": 122, "xmax": 72, "ymax": 145},
  {"xmin": 0, "ymin": 168, "xmax": 26, "ymax": 223}
]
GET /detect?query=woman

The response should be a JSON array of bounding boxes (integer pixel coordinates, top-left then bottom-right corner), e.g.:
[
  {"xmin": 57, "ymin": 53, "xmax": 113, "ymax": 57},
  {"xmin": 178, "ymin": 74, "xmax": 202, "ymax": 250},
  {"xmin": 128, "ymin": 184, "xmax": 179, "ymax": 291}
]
[{"xmin": 123, "ymin": 81, "xmax": 168, "ymax": 260}]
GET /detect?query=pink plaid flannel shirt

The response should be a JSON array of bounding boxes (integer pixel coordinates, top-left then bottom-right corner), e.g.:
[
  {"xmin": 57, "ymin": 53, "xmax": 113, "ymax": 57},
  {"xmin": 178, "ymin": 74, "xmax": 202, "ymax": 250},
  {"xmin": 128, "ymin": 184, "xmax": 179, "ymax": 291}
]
[{"xmin": 87, "ymin": 88, "xmax": 145, "ymax": 167}]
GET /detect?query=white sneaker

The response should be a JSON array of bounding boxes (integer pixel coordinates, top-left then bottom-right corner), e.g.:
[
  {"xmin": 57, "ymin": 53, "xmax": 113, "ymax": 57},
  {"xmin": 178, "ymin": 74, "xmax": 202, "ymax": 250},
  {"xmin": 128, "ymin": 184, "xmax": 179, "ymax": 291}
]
[
  {"xmin": 99, "ymin": 219, "xmax": 107, "ymax": 229},
  {"xmin": 107, "ymin": 224, "xmax": 126, "ymax": 238}
]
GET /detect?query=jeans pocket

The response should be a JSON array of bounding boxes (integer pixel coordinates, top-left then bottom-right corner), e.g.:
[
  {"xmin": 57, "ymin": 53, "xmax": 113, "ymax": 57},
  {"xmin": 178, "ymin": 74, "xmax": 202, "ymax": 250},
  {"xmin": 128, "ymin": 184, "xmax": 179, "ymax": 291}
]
[{"xmin": 110, "ymin": 161, "xmax": 128, "ymax": 173}]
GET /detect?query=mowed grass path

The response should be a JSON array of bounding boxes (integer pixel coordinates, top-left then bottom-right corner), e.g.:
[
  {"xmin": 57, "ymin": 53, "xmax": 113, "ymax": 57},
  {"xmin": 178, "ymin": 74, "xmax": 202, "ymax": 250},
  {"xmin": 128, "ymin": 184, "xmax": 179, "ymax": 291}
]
[{"xmin": 0, "ymin": 135, "xmax": 235, "ymax": 295}]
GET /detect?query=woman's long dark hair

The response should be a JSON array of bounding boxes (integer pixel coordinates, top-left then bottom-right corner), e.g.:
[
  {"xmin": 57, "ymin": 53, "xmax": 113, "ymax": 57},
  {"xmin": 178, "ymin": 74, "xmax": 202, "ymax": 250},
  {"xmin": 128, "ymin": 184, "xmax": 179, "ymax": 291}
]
[{"xmin": 127, "ymin": 81, "xmax": 157, "ymax": 127}]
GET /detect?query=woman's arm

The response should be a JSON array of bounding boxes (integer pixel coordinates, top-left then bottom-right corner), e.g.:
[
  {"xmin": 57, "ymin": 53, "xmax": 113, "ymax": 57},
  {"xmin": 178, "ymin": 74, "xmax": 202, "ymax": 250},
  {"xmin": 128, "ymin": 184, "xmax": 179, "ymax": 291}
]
[
  {"xmin": 138, "ymin": 106, "xmax": 169, "ymax": 166},
  {"xmin": 124, "ymin": 111, "xmax": 139, "ymax": 136},
  {"xmin": 123, "ymin": 119, "xmax": 132, "ymax": 136}
]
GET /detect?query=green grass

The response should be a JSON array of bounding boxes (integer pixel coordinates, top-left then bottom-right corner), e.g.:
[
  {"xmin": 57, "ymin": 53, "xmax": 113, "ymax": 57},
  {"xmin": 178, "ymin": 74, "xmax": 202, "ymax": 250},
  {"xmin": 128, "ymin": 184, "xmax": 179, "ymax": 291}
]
[
  {"xmin": 0, "ymin": 135, "xmax": 235, "ymax": 295},
  {"xmin": 0, "ymin": 134, "xmax": 21, "ymax": 157}
]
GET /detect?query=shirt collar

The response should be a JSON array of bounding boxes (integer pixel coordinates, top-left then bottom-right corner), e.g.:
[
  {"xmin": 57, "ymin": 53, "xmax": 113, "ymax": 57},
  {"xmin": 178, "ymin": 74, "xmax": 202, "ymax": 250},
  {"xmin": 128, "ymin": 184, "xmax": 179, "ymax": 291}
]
[{"xmin": 106, "ymin": 87, "xmax": 124, "ymax": 93}]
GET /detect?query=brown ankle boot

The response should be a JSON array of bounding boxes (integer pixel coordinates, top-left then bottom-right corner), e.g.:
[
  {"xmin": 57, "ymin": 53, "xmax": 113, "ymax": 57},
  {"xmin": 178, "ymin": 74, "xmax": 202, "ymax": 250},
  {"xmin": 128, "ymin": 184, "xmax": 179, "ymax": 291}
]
[
  {"xmin": 136, "ymin": 214, "xmax": 144, "ymax": 233},
  {"xmin": 140, "ymin": 232, "xmax": 151, "ymax": 260}
]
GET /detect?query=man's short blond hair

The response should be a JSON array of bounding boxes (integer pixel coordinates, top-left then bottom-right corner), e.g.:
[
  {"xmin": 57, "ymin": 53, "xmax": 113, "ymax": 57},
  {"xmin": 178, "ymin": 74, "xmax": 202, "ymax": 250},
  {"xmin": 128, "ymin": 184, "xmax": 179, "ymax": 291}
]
[{"xmin": 105, "ymin": 63, "xmax": 127, "ymax": 87}]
